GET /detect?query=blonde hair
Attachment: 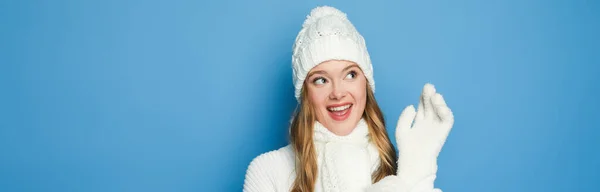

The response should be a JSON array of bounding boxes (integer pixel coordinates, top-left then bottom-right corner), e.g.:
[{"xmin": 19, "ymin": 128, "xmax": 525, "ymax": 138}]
[{"xmin": 289, "ymin": 84, "xmax": 397, "ymax": 192}]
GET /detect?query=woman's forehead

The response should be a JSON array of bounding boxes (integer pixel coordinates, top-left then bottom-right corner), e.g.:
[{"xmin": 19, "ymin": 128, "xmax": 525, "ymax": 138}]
[{"xmin": 311, "ymin": 60, "xmax": 359, "ymax": 72}]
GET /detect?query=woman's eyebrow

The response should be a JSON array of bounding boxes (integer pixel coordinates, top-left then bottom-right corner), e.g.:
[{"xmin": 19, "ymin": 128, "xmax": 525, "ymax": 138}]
[
  {"xmin": 343, "ymin": 64, "xmax": 360, "ymax": 72},
  {"xmin": 307, "ymin": 70, "xmax": 327, "ymax": 78},
  {"xmin": 307, "ymin": 64, "xmax": 358, "ymax": 78}
]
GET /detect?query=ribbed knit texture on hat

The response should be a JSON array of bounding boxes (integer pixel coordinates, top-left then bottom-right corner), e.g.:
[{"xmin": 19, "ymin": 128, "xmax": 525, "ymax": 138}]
[{"xmin": 292, "ymin": 6, "xmax": 375, "ymax": 101}]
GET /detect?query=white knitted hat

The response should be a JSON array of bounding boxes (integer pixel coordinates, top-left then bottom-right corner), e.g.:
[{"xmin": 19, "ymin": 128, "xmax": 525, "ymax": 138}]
[{"xmin": 292, "ymin": 6, "xmax": 375, "ymax": 102}]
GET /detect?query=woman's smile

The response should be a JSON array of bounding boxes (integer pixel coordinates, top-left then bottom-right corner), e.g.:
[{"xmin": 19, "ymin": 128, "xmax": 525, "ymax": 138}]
[{"xmin": 326, "ymin": 103, "xmax": 353, "ymax": 121}]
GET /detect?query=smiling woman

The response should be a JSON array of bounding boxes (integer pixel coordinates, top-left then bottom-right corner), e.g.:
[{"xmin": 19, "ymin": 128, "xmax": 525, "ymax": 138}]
[
  {"xmin": 306, "ymin": 60, "xmax": 367, "ymax": 136},
  {"xmin": 243, "ymin": 6, "xmax": 455, "ymax": 192}
]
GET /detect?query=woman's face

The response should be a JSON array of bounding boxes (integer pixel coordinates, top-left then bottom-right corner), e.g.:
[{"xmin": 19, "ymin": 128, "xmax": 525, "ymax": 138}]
[{"xmin": 305, "ymin": 60, "xmax": 367, "ymax": 136}]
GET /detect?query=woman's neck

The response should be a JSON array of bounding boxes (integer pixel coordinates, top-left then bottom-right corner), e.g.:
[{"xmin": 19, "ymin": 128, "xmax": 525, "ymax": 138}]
[{"xmin": 313, "ymin": 118, "xmax": 370, "ymax": 143}]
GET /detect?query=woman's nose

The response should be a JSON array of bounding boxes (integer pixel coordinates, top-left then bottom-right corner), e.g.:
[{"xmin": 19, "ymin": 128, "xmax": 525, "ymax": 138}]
[{"xmin": 329, "ymin": 82, "xmax": 347, "ymax": 100}]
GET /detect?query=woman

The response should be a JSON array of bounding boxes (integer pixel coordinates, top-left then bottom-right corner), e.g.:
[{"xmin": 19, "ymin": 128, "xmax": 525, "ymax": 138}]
[{"xmin": 244, "ymin": 6, "xmax": 454, "ymax": 192}]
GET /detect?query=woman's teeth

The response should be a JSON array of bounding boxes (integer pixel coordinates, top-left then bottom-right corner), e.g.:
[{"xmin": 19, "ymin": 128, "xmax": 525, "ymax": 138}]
[{"xmin": 327, "ymin": 104, "xmax": 352, "ymax": 112}]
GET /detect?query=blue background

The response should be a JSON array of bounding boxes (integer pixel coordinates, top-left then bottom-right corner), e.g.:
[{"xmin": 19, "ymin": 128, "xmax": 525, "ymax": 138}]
[{"xmin": 1, "ymin": 0, "xmax": 599, "ymax": 191}]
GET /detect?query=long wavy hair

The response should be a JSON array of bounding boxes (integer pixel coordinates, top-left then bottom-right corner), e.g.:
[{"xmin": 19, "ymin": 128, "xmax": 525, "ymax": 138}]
[{"xmin": 289, "ymin": 83, "xmax": 397, "ymax": 192}]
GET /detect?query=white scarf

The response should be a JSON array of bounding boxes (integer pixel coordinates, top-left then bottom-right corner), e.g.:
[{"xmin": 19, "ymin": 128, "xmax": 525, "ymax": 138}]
[{"xmin": 313, "ymin": 118, "xmax": 380, "ymax": 192}]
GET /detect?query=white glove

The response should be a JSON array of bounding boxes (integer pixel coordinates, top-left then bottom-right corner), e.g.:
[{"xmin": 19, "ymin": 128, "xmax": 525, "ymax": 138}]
[{"xmin": 395, "ymin": 83, "xmax": 454, "ymax": 190}]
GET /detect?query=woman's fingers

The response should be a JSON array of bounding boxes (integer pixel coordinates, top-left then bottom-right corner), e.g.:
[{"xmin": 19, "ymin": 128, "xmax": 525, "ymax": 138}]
[
  {"xmin": 422, "ymin": 83, "xmax": 436, "ymax": 119},
  {"xmin": 416, "ymin": 95, "xmax": 425, "ymax": 121},
  {"xmin": 432, "ymin": 93, "xmax": 454, "ymax": 126},
  {"xmin": 396, "ymin": 105, "xmax": 416, "ymax": 139}
]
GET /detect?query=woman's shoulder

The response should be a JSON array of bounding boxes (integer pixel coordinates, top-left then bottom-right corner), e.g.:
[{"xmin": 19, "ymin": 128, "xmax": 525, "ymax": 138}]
[
  {"xmin": 247, "ymin": 144, "xmax": 294, "ymax": 172},
  {"xmin": 243, "ymin": 145, "xmax": 296, "ymax": 191}
]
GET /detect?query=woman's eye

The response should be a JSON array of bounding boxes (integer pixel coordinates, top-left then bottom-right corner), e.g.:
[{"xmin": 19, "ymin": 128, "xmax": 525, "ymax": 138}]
[
  {"xmin": 313, "ymin": 77, "xmax": 327, "ymax": 85},
  {"xmin": 345, "ymin": 71, "xmax": 357, "ymax": 79}
]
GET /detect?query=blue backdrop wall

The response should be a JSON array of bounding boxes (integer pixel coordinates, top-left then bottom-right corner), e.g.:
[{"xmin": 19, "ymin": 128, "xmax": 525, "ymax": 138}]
[{"xmin": 1, "ymin": 0, "xmax": 599, "ymax": 191}]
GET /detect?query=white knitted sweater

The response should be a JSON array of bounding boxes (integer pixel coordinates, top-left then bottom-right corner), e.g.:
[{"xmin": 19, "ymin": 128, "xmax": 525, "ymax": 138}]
[{"xmin": 243, "ymin": 119, "xmax": 441, "ymax": 192}]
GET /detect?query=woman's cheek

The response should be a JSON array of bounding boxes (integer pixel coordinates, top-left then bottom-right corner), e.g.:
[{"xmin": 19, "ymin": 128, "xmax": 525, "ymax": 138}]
[
  {"xmin": 309, "ymin": 87, "xmax": 328, "ymax": 107},
  {"xmin": 351, "ymin": 82, "xmax": 367, "ymax": 99}
]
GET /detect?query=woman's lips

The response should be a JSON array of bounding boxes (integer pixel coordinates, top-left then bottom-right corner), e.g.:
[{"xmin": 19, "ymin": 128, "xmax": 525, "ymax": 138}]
[{"xmin": 327, "ymin": 104, "xmax": 353, "ymax": 121}]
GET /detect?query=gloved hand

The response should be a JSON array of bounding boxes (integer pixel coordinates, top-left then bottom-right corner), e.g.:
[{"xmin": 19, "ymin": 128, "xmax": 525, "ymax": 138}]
[{"xmin": 395, "ymin": 83, "xmax": 455, "ymax": 190}]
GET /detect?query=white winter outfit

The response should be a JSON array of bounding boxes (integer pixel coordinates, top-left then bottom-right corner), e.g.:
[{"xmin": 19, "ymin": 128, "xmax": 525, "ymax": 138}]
[
  {"xmin": 243, "ymin": 118, "xmax": 444, "ymax": 192},
  {"xmin": 243, "ymin": 5, "xmax": 455, "ymax": 192}
]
